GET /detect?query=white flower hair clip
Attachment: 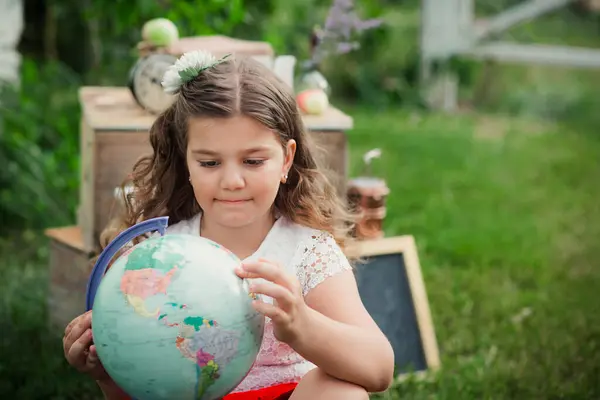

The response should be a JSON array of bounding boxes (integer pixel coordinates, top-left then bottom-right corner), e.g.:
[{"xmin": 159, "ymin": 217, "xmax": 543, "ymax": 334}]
[{"xmin": 161, "ymin": 50, "xmax": 231, "ymax": 94}]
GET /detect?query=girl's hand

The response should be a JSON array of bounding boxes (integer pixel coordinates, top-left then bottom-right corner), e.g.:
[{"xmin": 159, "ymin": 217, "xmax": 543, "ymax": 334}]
[
  {"xmin": 63, "ymin": 310, "xmax": 111, "ymax": 382},
  {"xmin": 235, "ymin": 258, "xmax": 308, "ymax": 345}
]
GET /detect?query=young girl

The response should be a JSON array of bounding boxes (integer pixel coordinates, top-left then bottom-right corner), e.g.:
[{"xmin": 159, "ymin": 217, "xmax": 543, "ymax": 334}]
[{"xmin": 62, "ymin": 50, "xmax": 394, "ymax": 400}]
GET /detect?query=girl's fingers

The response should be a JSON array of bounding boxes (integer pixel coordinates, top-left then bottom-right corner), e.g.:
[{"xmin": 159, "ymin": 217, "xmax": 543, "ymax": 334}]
[
  {"xmin": 251, "ymin": 300, "xmax": 288, "ymax": 323},
  {"xmin": 250, "ymin": 282, "xmax": 295, "ymax": 312},
  {"xmin": 64, "ymin": 318, "xmax": 77, "ymax": 339},
  {"xmin": 64, "ymin": 312, "xmax": 92, "ymax": 350},
  {"xmin": 241, "ymin": 260, "xmax": 295, "ymax": 290},
  {"xmin": 87, "ymin": 350, "xmax": 100, "ymax": 368},
  {"xmin": 88, "ymin": 344, "xmax": 98, "ymax": 363},
  {"xmin": 67, "ymin": 328, "xmax": 93, "ymax": 367},
  {"xmin": 234, "ymin": 266, "xmax": 262, "ymax": 280},
  {"xmin": 65, "ymin": 311, "xmax": 91, "ymax": 338}
]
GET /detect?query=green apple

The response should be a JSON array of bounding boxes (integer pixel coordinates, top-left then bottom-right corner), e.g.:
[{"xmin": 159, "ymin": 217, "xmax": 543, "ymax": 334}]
[
  {"xmin": 142, "ymin": 18, "xmax": 179, "ymax": 47},
  {"xmin": 296, "ymin": 88, "xmax": 329, "ymax": 115}
]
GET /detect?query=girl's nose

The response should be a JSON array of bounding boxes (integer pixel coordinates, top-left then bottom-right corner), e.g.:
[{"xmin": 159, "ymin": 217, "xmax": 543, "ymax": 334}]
[{"xmin": 220, "ymin": 166, "xmax": 245, "ymax": 190}]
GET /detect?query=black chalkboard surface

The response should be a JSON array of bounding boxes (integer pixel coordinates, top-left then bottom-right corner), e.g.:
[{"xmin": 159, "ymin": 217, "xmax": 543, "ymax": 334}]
[{"xmin": 349, "ymin": 236, "xmax": 440, "ymax": 377}]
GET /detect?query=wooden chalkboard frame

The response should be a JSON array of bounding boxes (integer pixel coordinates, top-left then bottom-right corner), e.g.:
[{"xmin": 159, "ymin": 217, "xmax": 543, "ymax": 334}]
[{"xmin": 347, "ymin": 235, "xmax": 441, "ymax": 378}]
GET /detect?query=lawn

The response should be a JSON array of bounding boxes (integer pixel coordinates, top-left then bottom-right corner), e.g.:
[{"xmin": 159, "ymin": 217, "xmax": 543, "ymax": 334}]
[{"xmin": 1, "ymin": 105, "xmax": 600, "ymax": 399}]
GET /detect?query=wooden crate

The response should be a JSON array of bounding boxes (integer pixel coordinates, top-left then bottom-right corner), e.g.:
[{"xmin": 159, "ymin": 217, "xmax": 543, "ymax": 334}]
[
  {"xmin": 77, "ymin": 86, "xmax": 353, "ymax": 252},
  {"xmin": 45, "ymin": 226, "xmax": 94, "ymax": 331},
  {"xmin": 160, "ymin": 35, "xmax": 274, "ymax": 59}
]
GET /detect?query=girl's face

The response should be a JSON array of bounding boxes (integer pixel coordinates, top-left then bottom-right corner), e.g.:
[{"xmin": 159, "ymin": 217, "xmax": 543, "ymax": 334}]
[{"xmin": 186, "ymin": 115, "xmax": 296, "ymax": 230}]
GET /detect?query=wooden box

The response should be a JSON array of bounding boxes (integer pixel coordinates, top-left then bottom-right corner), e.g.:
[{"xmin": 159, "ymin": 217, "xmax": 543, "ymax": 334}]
[
  {"xmin": 162, "ymin": 35, "xmax": 274, "ymax": 59},
  {"xmin": 77, "ymin": 86, "xmax": 353, "ymax": 252},
  {"xmin": 45, "ymin": 226, "xmax": 94, "ymax": 330}
]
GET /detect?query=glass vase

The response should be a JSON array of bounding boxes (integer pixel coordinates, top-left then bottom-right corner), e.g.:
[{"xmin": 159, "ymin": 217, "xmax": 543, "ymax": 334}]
[{"xmin": 295, "ymin": 62, "xmax": 331, "ymax": 96}]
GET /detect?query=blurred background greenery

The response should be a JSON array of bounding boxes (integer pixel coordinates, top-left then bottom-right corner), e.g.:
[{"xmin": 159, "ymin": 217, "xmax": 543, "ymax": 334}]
[
  {"xmin": 2, "ymin": 0, "xmax": 600, "ymax": 399},
  {"xmin": 4, "ymin": 0, "xmax": 600, "ymax": 231}
]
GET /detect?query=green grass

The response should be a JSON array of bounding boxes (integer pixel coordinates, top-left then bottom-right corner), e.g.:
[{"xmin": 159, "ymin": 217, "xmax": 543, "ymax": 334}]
[
  {"xmin": 348, "ymin": 108, "xmax": 600, "ymax": 399},
  {"xmin": 2, "ymin": 107, "xmax": 600, "ymax": 399}
]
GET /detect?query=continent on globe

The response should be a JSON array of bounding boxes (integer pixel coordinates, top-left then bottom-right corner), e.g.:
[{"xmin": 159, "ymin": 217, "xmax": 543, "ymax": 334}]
[
  {"xmin": 120, "ymin": 267, "xmax": 179, "ymax": 317},
  {"xmin": 124, "ymin": 242, "xmax": 186, "ymax": 272},
  {"xmin": 119, "ymin": 244, "xmax": 185, "ymax": 317},
  {"xmin": 182, "ymin": 323, "xmax": 242, "ymax": 398},
  {"xmin": 167, "ymin": 315, "xmax": 242, "ymax": 398}
]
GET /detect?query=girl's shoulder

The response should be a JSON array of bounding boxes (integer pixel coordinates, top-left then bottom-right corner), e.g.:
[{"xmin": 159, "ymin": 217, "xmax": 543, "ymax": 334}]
[
  {"xmin": 272, "ymin": 217, "xmax": 337, "ymax": 257},
  {"xmin": 272, "ymin": 218, "xmax": 352, "ymax": 296},
  {"xmin": 276, "ymin": 216, "xmax": 326, "ymax": 243}
]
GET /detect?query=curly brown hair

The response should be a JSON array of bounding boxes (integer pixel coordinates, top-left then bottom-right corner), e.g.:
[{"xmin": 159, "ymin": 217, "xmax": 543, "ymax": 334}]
[{"xmin": 101, "ymin": 54, "xmax": 356, "ymax": 254}]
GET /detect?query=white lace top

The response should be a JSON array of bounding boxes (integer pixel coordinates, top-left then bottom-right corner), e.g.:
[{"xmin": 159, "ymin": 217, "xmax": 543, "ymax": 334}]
[{"xmin": 160, "ymin": 213, "xmax": 352, "ymax": 393}]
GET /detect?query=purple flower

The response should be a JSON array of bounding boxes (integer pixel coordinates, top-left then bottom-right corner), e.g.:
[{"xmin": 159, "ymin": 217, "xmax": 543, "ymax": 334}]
[
  {"xmin": 355, "ymin": 18, "xmax": 383, "ymax": 31},
  {"xmin": 312, "ymin": 0, "xmax": 382, "ymax": 64},
  {"xmin": 337, "ymin": 42, "xmax": 359, "ymax": 54}
]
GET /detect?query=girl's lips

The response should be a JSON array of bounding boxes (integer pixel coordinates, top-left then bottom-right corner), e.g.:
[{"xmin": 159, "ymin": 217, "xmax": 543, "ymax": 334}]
[{"xmin": 216, "ymin": 199, "xmax": 250, "ymax": 204}]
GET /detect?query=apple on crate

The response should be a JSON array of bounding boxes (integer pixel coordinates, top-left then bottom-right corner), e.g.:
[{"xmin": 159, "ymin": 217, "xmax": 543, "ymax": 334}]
[
  {"xmin": 141, "ymin": 18, "xmax": 179, "ymax": 47},
  {"xmin": 296, "ymin": 88, "xmax": 329, "ymax": 115}
]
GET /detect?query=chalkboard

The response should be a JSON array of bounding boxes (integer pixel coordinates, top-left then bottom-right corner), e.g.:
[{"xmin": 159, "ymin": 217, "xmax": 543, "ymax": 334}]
[{"xmin": 349, "ymin": 236, "xmax": 440, "ymax": 377}]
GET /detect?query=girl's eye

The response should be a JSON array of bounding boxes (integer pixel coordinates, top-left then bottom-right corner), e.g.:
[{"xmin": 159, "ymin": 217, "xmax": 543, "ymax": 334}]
[
  {"xmin": 198, "ymin": 161, "xmax": 219, "ymax": 167},
  {"xmin": 244, "ymin": 159, "xmax": 265, "ymax": 166}
]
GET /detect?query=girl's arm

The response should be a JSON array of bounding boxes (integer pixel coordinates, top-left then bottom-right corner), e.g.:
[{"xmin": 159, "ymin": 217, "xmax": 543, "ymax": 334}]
[{"xmin": 291, "ymin": 269, "xmax": 395, "ymax": 393}]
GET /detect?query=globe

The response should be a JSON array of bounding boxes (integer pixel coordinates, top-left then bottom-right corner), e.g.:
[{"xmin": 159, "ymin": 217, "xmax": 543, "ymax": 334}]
[{"xmin": 90, "ymin": 231, "xmax": 265, "ymax": 400}]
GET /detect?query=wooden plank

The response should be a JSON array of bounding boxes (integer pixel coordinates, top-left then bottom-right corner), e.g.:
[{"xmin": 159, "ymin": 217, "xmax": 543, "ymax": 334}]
[
  {"xmin": 78, "ymin": 119, "xmax": 96, "ymax": 251},
  {"xmin": 78, "ymin": 86, "xmax": 353, "ymax": 131},
  {"xmin": 0, "ymin": 0, "xmax": 23, "ymax": 84},
  {"xmin": 309, "ymin": 130, "xmax": 348, "ymax": 196},
  {"xmin": 48, "ymin": 284, "xmax": 87, "ymax": 330},
  {"xmin": 475, "ymin": 0, "xmax": 574, "ymax": 40},
  {"xmin": 45, "ymin": 229, "xmax": 93, "ymax": 330},
  {"xmin": 45, "ymin": 225, "xmax": 88, "ymax": 253},
  {"xmin": 461, "ymin": 42, "xmax": 600, "ymax": 68},
  {"xmin": 421, "ymin": 0, "xmax": 473, "ymax": 59},
  {"xmin": 400, "ymin": 236, "xmax": 441, "ymax": 371},
  {"xmin": 166, "ymin": 35, "xmax": 274, "ymax": 58},
  {"xmin": 346, "ymin": 235, "xmax": 415, "ymax": 259},
  {"xmin": 92, "ymin": 131, "xmax": 152, "ymax": 244}
]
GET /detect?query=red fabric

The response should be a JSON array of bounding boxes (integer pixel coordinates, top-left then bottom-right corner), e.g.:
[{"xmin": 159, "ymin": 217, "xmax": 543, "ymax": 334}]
[{"xmin": 223, "ymin": 382, "xmax": 298, "ymax": 400}]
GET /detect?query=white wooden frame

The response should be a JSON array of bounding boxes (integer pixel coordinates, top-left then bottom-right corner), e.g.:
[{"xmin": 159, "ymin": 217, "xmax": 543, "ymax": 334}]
[
  {"xmin": 0, "ymin": 0, "xmax": 23, "ymax": 86},
  {"xmin": 420, "ymin": 0, "xmax": 600, "ymax": 110}
]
